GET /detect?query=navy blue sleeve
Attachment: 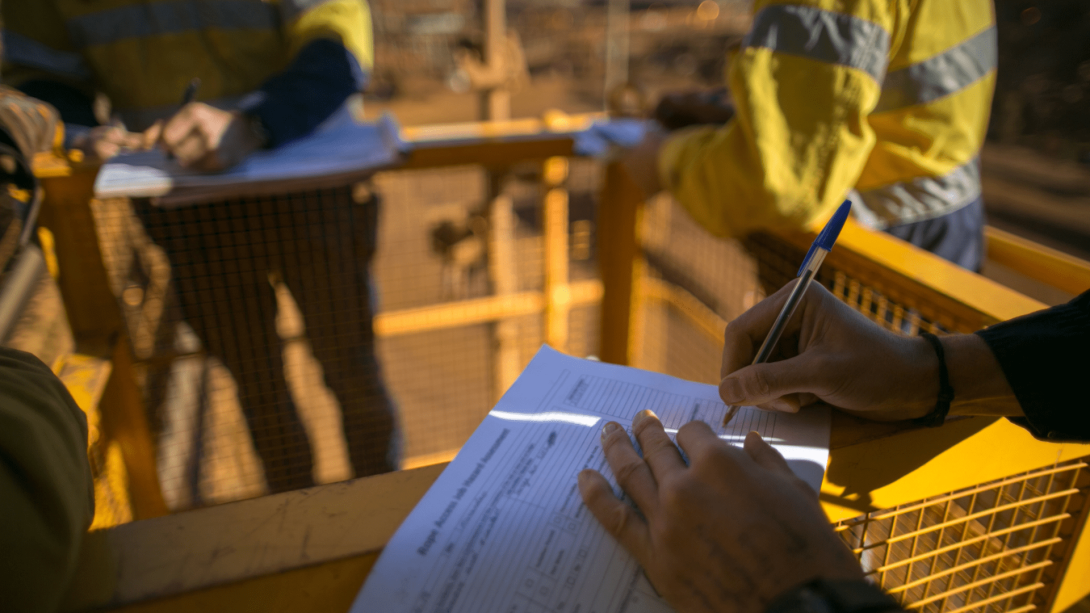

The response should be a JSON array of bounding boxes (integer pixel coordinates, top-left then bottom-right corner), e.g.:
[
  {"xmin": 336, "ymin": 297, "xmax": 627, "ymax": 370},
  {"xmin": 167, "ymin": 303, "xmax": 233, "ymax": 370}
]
[
  {"xmin": 976, "ymin": 290, "xmax": 1090, "ymax": 442},
  {"xmin": 15, "ymin": 80, "xmax": 99, "ymax": 128},
  {"xmin": 246, "ymin": 38, "xmax": 369, "ymax": 148}
]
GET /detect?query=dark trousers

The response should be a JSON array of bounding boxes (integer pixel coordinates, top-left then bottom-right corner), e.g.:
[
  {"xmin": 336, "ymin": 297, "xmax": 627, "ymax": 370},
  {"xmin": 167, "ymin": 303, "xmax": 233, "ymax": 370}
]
[
  {"xmin": 884, "ymin": 197, "xmax": 986, "ymax": 272},
  {"xmin": 139, "ymin": 187, "xmax": 396, "ymax": 494}
]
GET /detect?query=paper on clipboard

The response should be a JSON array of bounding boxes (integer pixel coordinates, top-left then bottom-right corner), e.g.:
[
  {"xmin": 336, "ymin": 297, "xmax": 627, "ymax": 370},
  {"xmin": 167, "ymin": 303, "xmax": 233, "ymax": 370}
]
[{"xmin": 93, "ymin": 99, "xmax": 408, "ymax": 205}]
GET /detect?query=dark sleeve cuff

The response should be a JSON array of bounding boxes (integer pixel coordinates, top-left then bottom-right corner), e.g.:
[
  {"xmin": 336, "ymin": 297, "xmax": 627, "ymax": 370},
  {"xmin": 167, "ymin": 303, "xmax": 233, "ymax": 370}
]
[
  {"xmin": 16, "ymin": 80, "xmax": 98, "ymax": 128},
  {"xmin": 766, "ymin": 578, "xmax": 904, "ymax": 613},
  {"xmin": 977, "ymin": 290, "xmax": 1090, "ymax": 442},
  {"xmin": 246, "ymin": 38, "xmax": 369, "ymax": 148}
]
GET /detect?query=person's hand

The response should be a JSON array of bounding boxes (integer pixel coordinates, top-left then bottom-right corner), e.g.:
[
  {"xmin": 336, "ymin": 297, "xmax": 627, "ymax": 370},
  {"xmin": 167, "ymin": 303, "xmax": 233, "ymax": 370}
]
[
  {"xmin": 652, "ymin": 90, "xmax": 735, "ymax": 131},
  {"xmin": 720, "ymin": 281, "xmax": 941, "ymax": 421},
  {"xmin": 579, "ymin": 410, "xmax": 862, "ymax": 613},
  {"xmin": 621, "ymin": 123, "xmax": 669, "ymax": 198},
  {"xmin": 145, "ymin": 102, "xmax": 263, "ymax": 171},
  {"xmin": 69, "ymin": 124, "xmax": 149, "ymax": 161},
  {"xmin": 720, "ymin": 281, "xmax": 1021, "ymax": 420}
]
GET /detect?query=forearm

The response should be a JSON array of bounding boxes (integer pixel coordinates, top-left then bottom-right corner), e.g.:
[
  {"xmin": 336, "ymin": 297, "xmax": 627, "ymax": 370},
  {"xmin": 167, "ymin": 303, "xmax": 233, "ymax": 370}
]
[
  {"xmin": 878, "ymin": 333, "xmax": 1021, "ymax": 420},
  {"xmin": 659, "ymin": 54, "xmax": 878, "ymax": 238},
  {"xmin": 942, "ymin": 334, "xmax": 1023, "ymax": 417}
]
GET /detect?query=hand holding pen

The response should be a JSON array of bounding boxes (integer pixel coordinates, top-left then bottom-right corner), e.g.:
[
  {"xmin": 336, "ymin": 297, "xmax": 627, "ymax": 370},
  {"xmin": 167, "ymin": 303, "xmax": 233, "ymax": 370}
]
[
  {"xmin": 721, "ymin": 200, "xmax": 851, "ymax": 427},
  {"xmin": 149, "ymin": 77, "xmax": 264, "ymax": 171},
  {"xmin": 163, "ymin": 78, "xmax": 200, "ymax": 161},
  {"xmin": 717, "ymin": 200, "xmax": 991, "ymax": 422}
]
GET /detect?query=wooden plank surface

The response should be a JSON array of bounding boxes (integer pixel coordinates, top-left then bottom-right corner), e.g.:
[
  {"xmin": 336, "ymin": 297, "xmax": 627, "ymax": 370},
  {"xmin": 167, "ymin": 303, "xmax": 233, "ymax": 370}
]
[{"xmin": 62, "ymin": 464, "xmax": 446, "ymax": 612}]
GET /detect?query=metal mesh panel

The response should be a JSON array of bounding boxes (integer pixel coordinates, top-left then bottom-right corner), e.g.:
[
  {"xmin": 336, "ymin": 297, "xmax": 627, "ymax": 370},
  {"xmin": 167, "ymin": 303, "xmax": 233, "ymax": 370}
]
[
  {"xmin": 379, "ymin": 324, "xmax": 493, "ymax": 467},
  {"xmin": 87, "ymin": 159, "xmax": 606, "ymax": 509},
  {"xmin": 92, "ymin": 186, "xmax": 396, "ymax": 508},
  {"xmin": 742, "ymin": 231, "xmax": 981, "ymax": 335},
  {"xmin": 837, "ymin": 461, "xmax": 1089, "ymax": 612}
]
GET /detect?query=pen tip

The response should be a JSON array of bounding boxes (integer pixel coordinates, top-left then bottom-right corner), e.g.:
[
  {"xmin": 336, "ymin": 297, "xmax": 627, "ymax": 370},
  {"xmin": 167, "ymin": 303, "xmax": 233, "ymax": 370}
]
[{"xmin": 721, "ymin": 405, "xmax": 738, "ymax": 427}]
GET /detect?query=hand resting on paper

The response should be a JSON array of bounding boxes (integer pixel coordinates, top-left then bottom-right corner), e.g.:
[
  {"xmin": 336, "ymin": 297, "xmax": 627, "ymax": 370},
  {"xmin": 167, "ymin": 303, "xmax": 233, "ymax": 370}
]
[
  {"xmin": 145, "ymin": 102, "xmax": 265, "ymax": 171},
  {"xmin": 578, "ymin": 410, "xmax": 861, "ymax": 613},
  {"xmin": 718, "ymin": 281, "xmax": 1023, "ymax": 420}
]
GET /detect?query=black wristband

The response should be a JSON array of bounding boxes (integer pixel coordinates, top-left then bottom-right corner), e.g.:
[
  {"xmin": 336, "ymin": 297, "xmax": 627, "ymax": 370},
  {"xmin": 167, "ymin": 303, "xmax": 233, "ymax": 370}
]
[
  {"xmin": 912, "ymin": 332, "xmax": 955, "ymax": 427},
  {"xmin": 766, "ymin": 578, "xmax": 903, "ymax": 613}
]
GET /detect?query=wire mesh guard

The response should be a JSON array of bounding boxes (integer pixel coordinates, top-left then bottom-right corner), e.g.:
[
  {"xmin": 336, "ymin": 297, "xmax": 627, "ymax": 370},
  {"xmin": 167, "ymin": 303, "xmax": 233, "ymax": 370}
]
[
  {"xmin": 90, "ymin": 160, "xmax": 602, "ymax": 510},
  {"xmin": 94, "ymin": 186, "xmax": 396, "ymax": 508},
  {"xmin": 837, "ymin": 461, "xmax": 1089, "ymax": 613}
]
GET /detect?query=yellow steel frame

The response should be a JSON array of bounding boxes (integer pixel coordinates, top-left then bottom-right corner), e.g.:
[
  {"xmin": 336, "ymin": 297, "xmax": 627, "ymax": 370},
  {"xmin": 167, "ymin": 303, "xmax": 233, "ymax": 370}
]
[
  {"xmin": 597, "ymin": 158, "xmax": 1090, "ymax": 612},
  {"xmin": 984, "ymin": 226, "xmax": 1090, "ymax": 297},
  {"xmin": 32, "ymin": 116, "xmax": 1090, "ymax": 612}
]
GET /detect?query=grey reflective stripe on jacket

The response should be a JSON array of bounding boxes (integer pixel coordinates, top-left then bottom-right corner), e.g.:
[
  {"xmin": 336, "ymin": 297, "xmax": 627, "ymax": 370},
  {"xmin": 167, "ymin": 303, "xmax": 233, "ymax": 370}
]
[
  {"xmin": 65, "ymin": 0, "xmax": 280, "ymax": 48},
  {"xmin": 743, "ymin": 4, "xmax": 890, "ymax": 82},
  {"xmin": 849, "ymin": 159, "xmax": 982, "ymax": 230},
  {"xmin": 875, "ymin": 26, "xmax": 997, "ymax": 113},
  {"xmin": 1, "ymin": 30, "xmax": 92, "ymax": 81}
]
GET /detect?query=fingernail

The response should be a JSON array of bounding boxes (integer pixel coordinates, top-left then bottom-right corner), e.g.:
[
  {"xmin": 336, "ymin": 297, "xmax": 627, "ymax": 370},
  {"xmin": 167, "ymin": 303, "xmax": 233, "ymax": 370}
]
[
  {"xmin": 633, "ymin": 409, "xmax": 657, "ymax": 429},
  {"xmin": 602, "ymin": 422, "xmax": 619, "ymax": 439},
  {"xmin": 577, "ymin": 470, "xmax": 590, "ymax": 485},
  {"xmin": 769, "ymin": 399, "xmax": 796, "ymax": 413},
  {"xmin": 719, "ymin": 377, "xmax": 743, "ymax": 404}
]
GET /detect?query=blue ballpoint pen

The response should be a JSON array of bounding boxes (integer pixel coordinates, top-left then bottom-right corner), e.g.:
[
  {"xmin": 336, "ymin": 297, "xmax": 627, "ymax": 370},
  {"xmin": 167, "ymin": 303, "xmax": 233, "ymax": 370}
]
[{"xmin": 722, "ymin": 199, "xmax": 853, "ymax": 427}]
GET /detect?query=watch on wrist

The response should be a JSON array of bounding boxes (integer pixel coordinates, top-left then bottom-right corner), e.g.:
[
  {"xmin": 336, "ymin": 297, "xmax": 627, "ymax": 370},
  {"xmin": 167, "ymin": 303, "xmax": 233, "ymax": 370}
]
[{"xmin": 766, "ymin": 578, "xmax": 902, "ymax": 613}]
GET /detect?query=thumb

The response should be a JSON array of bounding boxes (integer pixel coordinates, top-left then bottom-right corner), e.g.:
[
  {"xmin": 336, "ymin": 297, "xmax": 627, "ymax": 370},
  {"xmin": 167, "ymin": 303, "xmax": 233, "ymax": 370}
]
[
  {"xmin": 742, "ymin": 431, "xmax": 792, "ymax": 476},
  {"xmin": 719, "ymin": 355, "xmax": 825, "ymax": 408}
]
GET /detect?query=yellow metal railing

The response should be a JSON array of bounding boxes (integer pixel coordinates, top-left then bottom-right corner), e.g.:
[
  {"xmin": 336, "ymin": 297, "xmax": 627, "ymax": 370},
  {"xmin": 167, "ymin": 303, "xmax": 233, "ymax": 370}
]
[
  {"xmin": 984, "ymin": 226, "xmax": 1090, "ymax": 297},
  {"xmin": 596, "ymin": 161, "xmax": 1090, "ymax": 613},
  {"xmin": 31, "ymin": 115, "xmax": 1090, "ymax": 613}
]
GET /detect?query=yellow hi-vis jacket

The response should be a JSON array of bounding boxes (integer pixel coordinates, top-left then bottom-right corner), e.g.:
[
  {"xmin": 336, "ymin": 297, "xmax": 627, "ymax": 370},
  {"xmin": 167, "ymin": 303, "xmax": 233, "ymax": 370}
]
[
  {"xmin": 659, "ymin": 0, "xmax": 997, "ymax": 234},
  {"xmin": 1, "ymin": 0, "xmax": 373, "ymax": 130}
]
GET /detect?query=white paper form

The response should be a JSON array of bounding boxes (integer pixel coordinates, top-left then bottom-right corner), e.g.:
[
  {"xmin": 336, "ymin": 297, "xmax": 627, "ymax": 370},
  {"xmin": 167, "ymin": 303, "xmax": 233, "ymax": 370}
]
[{"xmin": 353, "ymin": 346, "xmax": 830, "ymax": 613}]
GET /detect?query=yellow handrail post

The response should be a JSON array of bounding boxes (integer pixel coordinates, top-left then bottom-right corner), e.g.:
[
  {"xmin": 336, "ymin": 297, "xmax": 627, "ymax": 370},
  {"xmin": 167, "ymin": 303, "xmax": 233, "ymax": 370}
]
[
  {"xmin": 36, "ymin": 162, "xmax": 168, "ymax": 521},
  {"xmin": 38, "ymin": 168, "xmax": 124, "ymax": 344},
  {"xmin": 486, "ymin": 171, "xmax": 521, "ymax": 400},
  {"xmin": 99, "ymin": 335, "xmax": 169, "ymax": 519},
  {"xmin": 597, "ymin": 161, "xmax": 643, "ymax": 365},
  {"xmin": 542, "ymin": 157, "xmax": 570, "ymax": 351}
]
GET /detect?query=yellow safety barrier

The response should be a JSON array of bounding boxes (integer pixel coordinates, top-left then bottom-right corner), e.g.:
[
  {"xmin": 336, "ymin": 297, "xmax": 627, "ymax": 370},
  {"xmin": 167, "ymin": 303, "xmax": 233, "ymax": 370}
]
[{"xmin": 29, "ymin": 115, "xmax": 1090, "ymax": 613}]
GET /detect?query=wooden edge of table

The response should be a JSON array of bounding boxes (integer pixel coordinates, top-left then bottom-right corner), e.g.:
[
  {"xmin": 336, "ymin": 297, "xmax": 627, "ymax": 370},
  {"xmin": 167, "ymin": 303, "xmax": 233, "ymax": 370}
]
[
  {"xmin": 61, "ymin": 464, "xmax": 446, "ymax": 612},
  {"xmin": 63, "ymin": 415, "xmax": 1090, "ymax": 612}
]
